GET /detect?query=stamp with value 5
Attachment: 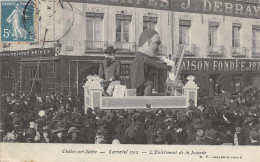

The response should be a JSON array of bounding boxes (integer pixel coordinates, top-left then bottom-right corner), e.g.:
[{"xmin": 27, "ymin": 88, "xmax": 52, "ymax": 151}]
[{"xmin": 1, "ymin": 1, "xmax": 36, "ymax": 42}]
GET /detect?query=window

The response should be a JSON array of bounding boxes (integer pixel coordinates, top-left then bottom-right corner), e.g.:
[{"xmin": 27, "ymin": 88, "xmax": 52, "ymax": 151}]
[
  {"xmin": 23, "ymin": 67, "xmax": 41, "ymax": 94},
  {"xmin": 31, "ymin": 68, "xmax": 41, "ymax": 80},
  {"xmin": 86, "ymin": 13, "xmax": 103, "ymax": 41},
  {"xmin": 3, "ymin": 67, "xmax": 14, "ymax": 78},
  {"xmin": 231, "ymin": 74, "xmax": 242, "ymax": 94},
  {"xmin": 232, "ymin": 24, "xmax": 241, "ymax": 47},
  {"xmin": 208, "ymin": 22, "xmax": 219, "ymax": 46},
  {"xmin": 252, "ymin": 26, "xmax": 260, "ymax": 47},
  {"xmin": 2, "ymin": 66, "xmax": 15, "ymax": 93},
  {"xmin": 116, "ymin": 15, "xmax": 131, "ymax": 42},
  {"xmin": 179, "ymin": 20, "xmax": 191, "ymax": 44},
  {"xmin": 143, "ymin": 16, "xmax": 157, "ymax": 31}
]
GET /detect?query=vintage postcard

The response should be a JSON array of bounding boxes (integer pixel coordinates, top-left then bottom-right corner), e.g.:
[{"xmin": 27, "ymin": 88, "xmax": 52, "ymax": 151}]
[{"xmin": 1, "ymin": 0, "xmax": 260, "ymax": 161}]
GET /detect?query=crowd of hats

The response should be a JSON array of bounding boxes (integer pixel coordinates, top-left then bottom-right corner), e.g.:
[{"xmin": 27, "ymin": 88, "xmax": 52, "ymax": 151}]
[{"xmin": 1, "ymin": 91, "xmax": 260, "ymax": 145}]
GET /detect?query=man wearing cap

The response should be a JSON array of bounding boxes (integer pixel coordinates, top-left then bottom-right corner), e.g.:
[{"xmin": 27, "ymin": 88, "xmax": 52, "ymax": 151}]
[
  {"xmin": 129, "ymin": 29, "xmax": 174, "ymax": 96},
  {"xmin": 99, "ymin": 45, "xmax": 121, "ymax": 96}
]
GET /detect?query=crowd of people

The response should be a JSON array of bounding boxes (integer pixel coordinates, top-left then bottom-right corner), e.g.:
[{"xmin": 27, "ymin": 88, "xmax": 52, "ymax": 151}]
[{"xmin": 1, "ymin": 87, "xmax": 260, "ymax": 145}]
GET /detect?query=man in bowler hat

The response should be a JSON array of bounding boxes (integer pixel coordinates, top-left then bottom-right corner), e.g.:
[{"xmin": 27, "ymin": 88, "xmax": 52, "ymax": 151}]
[{"xmin": 99, "ymin": 45, "xmax": 121, "ymax": 96}]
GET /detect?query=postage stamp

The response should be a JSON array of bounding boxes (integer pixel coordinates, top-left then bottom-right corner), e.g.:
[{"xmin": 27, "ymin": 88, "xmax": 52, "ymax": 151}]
[{"xmin": 1, "ymin": 1, "xmax": 35, "ymax": 42}]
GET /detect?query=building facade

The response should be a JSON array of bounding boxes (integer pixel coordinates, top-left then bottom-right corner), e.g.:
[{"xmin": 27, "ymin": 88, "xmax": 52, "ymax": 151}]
[{"xmin": 1, "ymin": 0, "xmax": 260, "ymax": 97}]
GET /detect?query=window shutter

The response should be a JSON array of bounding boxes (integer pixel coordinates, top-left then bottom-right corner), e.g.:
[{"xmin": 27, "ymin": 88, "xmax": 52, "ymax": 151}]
[
  {"xmin": 232, "ymin": 23, "xmax": 241, "ymax": 27},
  {"xmin": 209, "ymin": 22, "xmax": 219, "ymax": 27},
  {"xmin": 143, "ymin": 16, "xmax": 158, "ymax": 23},
  {"xmin": 86, "ymin": 12, "xmax": 104, "ymax": 18},
  {"xmin": 252, "ymin": 25, "xmax": 260, "ymax": 30},
  {"xmin": 179, "ymin": 20, "xmax": 191, "ymax": 27},
  {"xmin": 116, "ymin": 14, "xmax": 132, "ymax": 21}
]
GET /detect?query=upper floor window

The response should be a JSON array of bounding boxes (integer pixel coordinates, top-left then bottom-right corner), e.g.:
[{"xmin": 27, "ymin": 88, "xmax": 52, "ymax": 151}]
[
  {"xmin": 252, "ymin": 25, "xmax": 260, "ymax": 47},
  {"xmin": 116, "ymin": 14, "xmax": 132, "ymax": 42},
  {"xmin": 208, "ymin": 22, "xmax": 219, "ymax": 46},
  {"xmin": 179, "ymin": 20, "xmax": 191, "ymax": 44},
  {"xmin": 143, "ymin": 16, "xmax": 157, "ymax": 31},
  {"xmin": 232, "ymin": 24, "xmax": 241, "ymax": 47},
  {"xmin": 86, "ymin": 12, "xmax": 104, "ymax": 41}
]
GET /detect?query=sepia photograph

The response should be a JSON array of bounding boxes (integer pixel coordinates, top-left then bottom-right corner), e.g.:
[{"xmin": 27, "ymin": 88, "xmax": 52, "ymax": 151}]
[{"xmin": 0, "ymin": 0, "xmax": 260, "ymax": 161}]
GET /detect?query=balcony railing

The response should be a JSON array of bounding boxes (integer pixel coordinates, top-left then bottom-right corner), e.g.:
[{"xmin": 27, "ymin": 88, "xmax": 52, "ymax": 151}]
[
  {"xmin": 207, "ymin": 45, "xmax": 224, "ymax": 57},
  {"xmin": 252, "ymin": 47, "xmax": 260, "ymax": 58},
  {"xmin": 85, "ymin": 41, "xmax": 107, "ymax": 52},
  {"xmin": 178, "ymin": 44, "xmax": 196, "ymax": 56},
  {"xmin": 231, "ymin": 47, "xmax": 248, "ymax": 57},
  {"xmin": 114, "ymin": 42, "xmax": 136, "ymax": 52}
]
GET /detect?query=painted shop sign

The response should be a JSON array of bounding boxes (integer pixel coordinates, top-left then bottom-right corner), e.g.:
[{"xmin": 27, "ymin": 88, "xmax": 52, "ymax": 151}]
[
  {"xmin": 120, "ymin": 64, "xmax": 131, "ymax": 79},
  {"xmin": 0, "ymin": 48, "xmax": 55, "ymax": 57},
  {"xmin": 174, "ymin": 0, "xmax": 260, "ymax": 19},
  {"xmin": 181, "ymin": 58, "xmax": 260, "ymax": 72},
  {"xmin": 64, "ymin": 0, "xmax": 260, "ymax": 19}
]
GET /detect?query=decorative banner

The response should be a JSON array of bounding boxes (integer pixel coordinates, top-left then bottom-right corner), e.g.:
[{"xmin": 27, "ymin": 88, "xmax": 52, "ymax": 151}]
[
  {"xmin": 0, "ymin": 48, "xmax": 55, "ymax": 57},
  {"xmin": 181, "ymin": 58, "xmax": 260, "ymax": 72},
  {"xmin": 63, "ymin": 0, "xmax": 260, "ymax": 19}
]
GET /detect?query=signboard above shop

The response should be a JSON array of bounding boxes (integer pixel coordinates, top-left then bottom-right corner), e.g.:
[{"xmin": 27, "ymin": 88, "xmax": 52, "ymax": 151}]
[
  {"xmin": 64, "ymin": 0, "xmax": 260, "ymax": 19},
  {"xmin": 182, "ymin": 58, "xmax": 260, "ymax": 72},
  {"xmin": 0, "ymin": 48, "xmax": 56, "ymax": 57}
]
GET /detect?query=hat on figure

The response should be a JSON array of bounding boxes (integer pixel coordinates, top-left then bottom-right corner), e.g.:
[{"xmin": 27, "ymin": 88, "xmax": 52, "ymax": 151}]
[
  {"xmin": 104, "ymin": 45, "xmax": 116, "ymax": 54},
  {"xmin": 195, "ymin": 129, "xmax": 205, "ymax": 139},
  {"xmin": 138, "ymin": 29, "xmax": 158, "ymax": 47},
  {"xmin": 188, "ymin": 99, "xmax": 195, "ymax": 104}
]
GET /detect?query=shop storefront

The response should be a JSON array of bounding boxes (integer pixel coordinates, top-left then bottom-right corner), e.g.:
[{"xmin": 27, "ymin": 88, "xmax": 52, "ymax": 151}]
[
  {"xmin": 180, "ymin": 58, "xmax": 260, "ymax": 97},
  {"xmin": 0, "ymin": 48, "xmax": 56, "ymax": 95}
]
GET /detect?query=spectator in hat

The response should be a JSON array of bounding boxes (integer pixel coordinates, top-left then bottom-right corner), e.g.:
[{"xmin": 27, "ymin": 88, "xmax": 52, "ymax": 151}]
[
  {"xmin": 188, "ymin": 129, "xmax": 208, "ymax": 145},
  {"xmin": 12, "ymin": 99, "xmax": 26, "ymax": 115},
  {"xmin": 98, "ymin": 45, "xmax": 121, "ymax": 96},
  {"xmin": 249, "ymin": 130, "xmax": 260, "ymax": 145},
  {"xmin": 40, "ymin": 126, "xmax": 51, "ymax": 143},
  {"xmin": 95, "ymin": 127, "xmax": 107, "ymax": 144},
  {"xmin": 85, "ymin": 108, "xmax": 95, "ymax": 120},
  {"xmin": 33, "ymin": 94, "xmax": 43, "ymax": 112},
  {"xmin": 114, "ymin": 110, "xmax": 130, "ymax": 133},
  {"xmin": 233, "ymin": 127, "xmax": 245, "ymax": 145},
  {"xmin": 80, "ymin": 120, "xmax": 95, "ymax": 144},
  {"xmin": 204, "ymin": 128, "xmax": 218, "ymax": 145},
  {"xmin": 50, "ymin": 127, "xmax": 67, "ymax": 143},
  {"xmin": 13, "ymin": 125, "xmax": 26, "ymax": 143},
  {"xmin": 18, "ymin": 92, "xmax": 26, "ymax": 103},
  {"xmin": 187, "ymin": 99, "xmax": 197, "ymax": 111},
  {"xmin": 10, "ymin": 91, "xmax": 16, "ymax": 100},
  {"xmin": 65, "ymin": 95, "xmax": 74, "ymax": 111},
  {"xmin": 243, "ymin": 116, "xmax": 255, "ymax": 145},
  {"xmin": 36, "ymin": 110, "xmax": 47, "ymax": 132},
  {"xmin": 152, "ymin": 128, "xmax": 165, "ymax": 144},
  {"xmin": 129, "ymin": 28, "xmax": 173, "ymax": 96},
  {"xmin": 131, "ymin": 122, "xmax": 147, "ymax": 144},
  {"xmin": 102, "ymin": 112, "xmax": 116, "ymax": 143},
  {"xmin": 66, "ymin": 127, "xmax": 81, "ymax": 143},
  {"xmin": 144, "ymin": 119, "xmax": 155, "ymax": 144}
]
